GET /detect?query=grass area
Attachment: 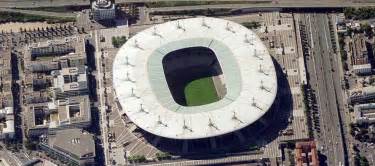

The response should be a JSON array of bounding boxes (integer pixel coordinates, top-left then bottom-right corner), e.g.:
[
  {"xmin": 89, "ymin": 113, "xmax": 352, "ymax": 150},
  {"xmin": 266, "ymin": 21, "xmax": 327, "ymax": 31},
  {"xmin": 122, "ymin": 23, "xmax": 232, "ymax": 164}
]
[
  {"xmin": 152, "ymin": 8, "xmax": 232, "ymax": 16},
  {"xmin": 16, "ymin": 6, "xmax": 89, "ymax": 13},
  {"xmin": 184, "ymin": 77, "xmax": 219, "ymax": 106},
  {"xmin": 127, "ymin": 155, "xmax": 146, "ymax": 163},
  {"xmin": 0, "ymin": 11, "xmax": 75, "ymax": 24}
]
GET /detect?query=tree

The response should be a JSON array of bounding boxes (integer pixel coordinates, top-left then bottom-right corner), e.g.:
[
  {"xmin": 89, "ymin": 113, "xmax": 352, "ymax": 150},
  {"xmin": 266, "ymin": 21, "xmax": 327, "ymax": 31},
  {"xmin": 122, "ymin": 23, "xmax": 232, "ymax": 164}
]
[
  {"xmin": 25, "ymin": 140, "xmax": 37, "ymax": 150},
  {"xmin": 155, "ymin": 152, "xmax": 172, "ymax": 160},
  {"xmin": 361, "ymin": 23, "xmax": 374, "ymax": 38},
  {"xmin": 344, "ymin": 7, "xmax": 375, "ymax": 20},
  {"xmin": 128, "ymin": 155, "xmax": 146, "ymax": 163},
  {"xmin": 241, "ymin": 21, "xmax": 261, "ymax": 29},
  {"xmin": 112, "ymin": 36, "xmax": 127, "ymax": 48},
  {"xmin": 360, "ymin": 156, "xmax": 369, "ymax": 166}
]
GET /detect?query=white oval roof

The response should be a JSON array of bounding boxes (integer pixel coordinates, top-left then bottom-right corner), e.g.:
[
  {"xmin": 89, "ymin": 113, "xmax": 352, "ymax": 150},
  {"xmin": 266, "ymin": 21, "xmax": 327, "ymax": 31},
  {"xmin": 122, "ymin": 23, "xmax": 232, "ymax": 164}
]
[{"xmin": 113, "ymin": 17, "xmax": 277, "ymax": 139}]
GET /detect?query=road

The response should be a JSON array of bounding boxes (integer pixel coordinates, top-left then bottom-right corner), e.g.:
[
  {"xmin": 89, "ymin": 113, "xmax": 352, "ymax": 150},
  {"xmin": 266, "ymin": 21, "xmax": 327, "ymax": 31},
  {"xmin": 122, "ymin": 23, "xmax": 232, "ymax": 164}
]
[
  {"xmin": 92, "ymin": 29, "xmax": 110, "ymax": 166},
  {"xmin": 0, "ymin": 8, "xmax": 75, "ymax": 18},
  {"xmin": 144, "ymin": 155, "xmax": 266, "ymax": 166},
  {"xmin": 301, "ymin": 13, "xmax": 347, "ymax": 166},
  {"xmin": 330, "ymin": 13, "xmax": 360, "ymax": 166},
  {"xmin": 147, "ymin": 2, "xmax": 374, "ymax": 12},
  {"xmin": 0, "ymin": 142, "xmax": 31, "ymax": 166},
  {"xmin": 0, "ymin": 0, "xmax": 375, "ymax": 8},
  {"xmin": 0, "ymin": 151, "xmax": 21, "ymax": 166},
  {"xmin": 0, "ymin": 143, "xmax": 21, "ymax": 166}
]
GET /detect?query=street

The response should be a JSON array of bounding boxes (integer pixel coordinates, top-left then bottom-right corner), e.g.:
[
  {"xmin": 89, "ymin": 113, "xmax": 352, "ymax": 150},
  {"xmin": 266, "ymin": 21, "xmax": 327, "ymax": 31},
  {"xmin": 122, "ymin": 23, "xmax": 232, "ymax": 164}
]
[
  {"xmin": 91, "ymin": 29, "xmax": 110, "ymax": 166},
  {"xmin": 1, "ymin": 0, "xmax": 375, "ymax": 8},
  {"xmin": 302, "ymin": 13, "xmax": 347, "ymax": 166}
]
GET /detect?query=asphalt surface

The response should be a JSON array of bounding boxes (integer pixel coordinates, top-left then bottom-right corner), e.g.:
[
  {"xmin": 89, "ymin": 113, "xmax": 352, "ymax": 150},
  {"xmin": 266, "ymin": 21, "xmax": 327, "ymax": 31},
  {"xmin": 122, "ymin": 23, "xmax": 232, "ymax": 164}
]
[
  {"xmin": 147, "ymin": 2, "xmax": 375, "ymax": 12},
  {"xmin": 0, "ymin": 0, "xmax": 375, "ymax": 8},
  {"xmin": 92, "ymin": 29, "xmax": 111, "ymax": 166},
  {"xmin": 302, "ymin": 13, "xmax": 347, "ymax": 166},
  {"xmin": 0, "ymin": 8, "xmax": 75, "ymax": 18}
]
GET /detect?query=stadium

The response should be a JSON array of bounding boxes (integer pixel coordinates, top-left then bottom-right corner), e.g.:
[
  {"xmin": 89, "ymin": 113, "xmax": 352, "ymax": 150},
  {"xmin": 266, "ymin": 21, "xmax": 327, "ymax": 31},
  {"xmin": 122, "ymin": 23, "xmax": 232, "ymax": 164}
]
[{"xmin": 113, "ymin": 17, "xmax": 277, "ymax": 150}]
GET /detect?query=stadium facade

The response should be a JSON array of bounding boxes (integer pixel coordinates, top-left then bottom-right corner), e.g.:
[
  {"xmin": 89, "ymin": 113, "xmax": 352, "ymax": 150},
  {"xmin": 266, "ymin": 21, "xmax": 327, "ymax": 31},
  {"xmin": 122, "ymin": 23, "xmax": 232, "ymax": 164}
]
[{"xmin": 113, "ymin": 17, "xmax": 277, "ymax": 140}]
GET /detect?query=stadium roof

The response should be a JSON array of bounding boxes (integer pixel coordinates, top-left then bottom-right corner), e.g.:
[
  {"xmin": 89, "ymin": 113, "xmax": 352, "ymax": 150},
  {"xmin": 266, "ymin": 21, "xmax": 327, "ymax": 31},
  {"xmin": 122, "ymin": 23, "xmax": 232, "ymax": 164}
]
[{"xmin": 113, "ymin": 17, "xmax": 277, "ymax": 139}]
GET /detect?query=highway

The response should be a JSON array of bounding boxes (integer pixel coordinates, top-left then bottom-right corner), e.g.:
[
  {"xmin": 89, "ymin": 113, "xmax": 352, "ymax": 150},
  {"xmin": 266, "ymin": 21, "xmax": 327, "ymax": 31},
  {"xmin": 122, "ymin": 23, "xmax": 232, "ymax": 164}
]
[
  {"xmin": 301, "ymin": 13, "xmax": 347, "ymax": 166},
  {"xmin": 0, "ymin": 0, "xmax": 375, "ymax": 8},
  {"xmin": 147, "ymin": 3, "xmax": 374, "ymax": 12}
]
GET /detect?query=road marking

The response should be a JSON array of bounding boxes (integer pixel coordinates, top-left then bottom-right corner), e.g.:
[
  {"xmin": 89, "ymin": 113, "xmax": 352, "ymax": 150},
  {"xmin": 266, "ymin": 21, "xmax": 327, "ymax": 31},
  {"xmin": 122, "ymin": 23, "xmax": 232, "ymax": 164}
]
[{"xmin": 306, "ymin": 13, "xmax": 344, "ymax": 165}]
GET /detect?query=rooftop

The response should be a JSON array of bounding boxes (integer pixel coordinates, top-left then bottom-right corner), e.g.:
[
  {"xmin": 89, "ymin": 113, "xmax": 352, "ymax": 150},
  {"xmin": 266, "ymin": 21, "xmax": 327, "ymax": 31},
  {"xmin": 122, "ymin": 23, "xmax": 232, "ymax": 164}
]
[
  {"xmin": 92, "ymin": 0, "xmax": 114, "ymax": 9},
  {"xmin": 52, "ymin": 66, "xmax": 88, "ymax": 92},
  {"xmin": 51, "ymin": 129, "xmax": 95, "ymax": 159},
  {"xmin": 25, "ymin": 95, "xmax": 91, "ymax": 132},
  {"xmin": 354, "ymin": 103, "xmax": 375, "ymax": 124},
  {"xmin": 24, "ymin": 36, "xmax": 87, "ymax": 73},
  {"xmin": 351, "ymin": 34, "xmax": 370, "ymax": 66},
  {"xmin": 0, "ymin": 107, "xmax": 15, "ymax": 139},
  {"xmin": 349, "ymin": 86, "xmax": 375, "ymax": 97},
  {"xmin": 0, "ymin": 48, "xmax": 13, "ymax": 108}
]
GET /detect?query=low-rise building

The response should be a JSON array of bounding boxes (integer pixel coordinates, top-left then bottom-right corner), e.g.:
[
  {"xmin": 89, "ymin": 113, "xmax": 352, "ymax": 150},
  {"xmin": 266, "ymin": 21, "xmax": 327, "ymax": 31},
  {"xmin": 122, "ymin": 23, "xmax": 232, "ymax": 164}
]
[
  {"xmin": 25, "ymin": 95, "xmax": 91, "ymax": 137},
  {"xmin": 350, "ymin": 34, "xmax": 372, "ymax": 75},
  {"xmin": 91, "ymin": 0, "xmax": 116, "ymax": 21},
  {"xmin": 21, "ymin": 36, "xmax": 91, "ymax": 137},
  {"xmin": 337, "ymin": 24, "xmax": 348, "ymax": 33},
  {"xmin": 354, "ymin": 103, "xmax": 375, "ymax": 124},
  {"xmin": 336, "ymin": 13, "xmax": 346, "ymax": 24},
  {"xmin": 52, "ymin": 66, "xmax": 89, "ymax": 99},
  {"xmin": 0, "ymin": 48, "xmax": 14, "ymax": 140},
  {"xmin": 0, "ymin": 48, "xmax": 13, "ymax": 108},
  {"xmin": 348, "ymin": 86, "xmax": 375, "ymax": 104},
  {"xmin": 0, "ymin": 107, "xmax": 15, "ymax": 139},
  {"xmin": 295, "ymin": 141, "xmax": 319, "ymax": 166},
  {"xmin": 24, "ymin": 91, "xmax": 51, "ymax": 105},
  {"xmin": 30, "ymin": 43, "xmax": 75, "ymax": 59},
  {"xmin": 24, "ymin": 36, "xmax": 86, "ymax": 73},
  {"xmin": 39, "ymin": 129, "xmax": 96, "ymax": 166}
]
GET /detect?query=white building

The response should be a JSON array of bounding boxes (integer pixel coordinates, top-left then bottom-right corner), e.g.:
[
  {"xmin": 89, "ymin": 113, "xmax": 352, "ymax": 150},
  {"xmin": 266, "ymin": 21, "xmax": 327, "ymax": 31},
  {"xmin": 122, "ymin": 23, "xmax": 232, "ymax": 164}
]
[
  {"xmin": 0, "ymin": 107, "xmax": 15, "ymax": 139},
  {"xmin": 91, "ymin": 0, "xmax": 116, "ymax": 21},
  {"xmin": 354, "ymin": 103, "xmax": 375, "ymax": 124},
  {"xmin": 352, "ymin": 64, "xmax": 372, "ymax": 75},
  {"xmin": 52, "ymin": 66, "xmax": 89, "ymax": 99},
  {"xmin": 113, "ymin": 17, "xmax": 277, "ymax": 140},
  {"xmin": 349, "ymin": 86, "xmax": 375, "ymax": 104}
]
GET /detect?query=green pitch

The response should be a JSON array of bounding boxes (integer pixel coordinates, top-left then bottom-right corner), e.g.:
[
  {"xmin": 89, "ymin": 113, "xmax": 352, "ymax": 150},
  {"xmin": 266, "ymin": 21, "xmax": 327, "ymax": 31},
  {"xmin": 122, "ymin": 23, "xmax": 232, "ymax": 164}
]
[{"xmin": 184, "ymin": 77, "xmax": 219, "ymax": 106}]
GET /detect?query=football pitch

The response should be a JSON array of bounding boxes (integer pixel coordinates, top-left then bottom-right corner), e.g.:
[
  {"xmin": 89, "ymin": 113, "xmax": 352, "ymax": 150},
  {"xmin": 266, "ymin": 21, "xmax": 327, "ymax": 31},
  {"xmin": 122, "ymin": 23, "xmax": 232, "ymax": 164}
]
[{"xmin": 184, "ymin": 77, "xmax": 219, "ymax": 106}]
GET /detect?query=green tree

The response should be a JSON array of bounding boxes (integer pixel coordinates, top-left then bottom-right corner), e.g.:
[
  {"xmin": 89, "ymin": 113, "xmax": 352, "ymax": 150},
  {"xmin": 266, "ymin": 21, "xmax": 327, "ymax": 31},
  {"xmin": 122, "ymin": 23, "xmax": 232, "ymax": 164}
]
[
  {"xmin": 128, "ymin": 155, "xmax": 146, "ymax": 163},
  {"xmin": 344, "ymin": 7, "xmax": 375, "ymax": 20},
  {"xmin": 25, "ymin": 140, "xmax": 37, "ymax": 150},
  {"xmin": 112, "ymin": 36, "xmax": 127, "ymax": 48},
  {"xmin": 241, "ymin": 21, "xmax": 261, "ymax": 29},
  {"xmin": 155, "ymin": 152, "xmax": 172, "ymax": 160}
]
